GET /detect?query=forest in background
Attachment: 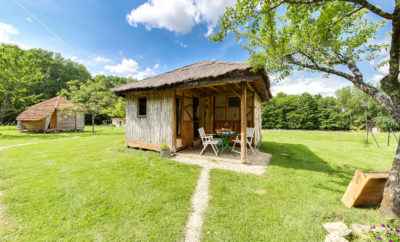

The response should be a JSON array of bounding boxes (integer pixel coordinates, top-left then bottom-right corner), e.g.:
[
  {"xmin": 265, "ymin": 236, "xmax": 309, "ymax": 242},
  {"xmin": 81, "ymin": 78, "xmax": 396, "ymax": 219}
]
[
  {"xmin": 1, "ymin": 43, "xmax": 396, "ymax": 130},
  {"xmin": 263, "ymin": 88, "xmax": 397, "ymax": 131},
  {"xmin": 0, "ymin": 44, "xmax": 129, "ymax": 124}
]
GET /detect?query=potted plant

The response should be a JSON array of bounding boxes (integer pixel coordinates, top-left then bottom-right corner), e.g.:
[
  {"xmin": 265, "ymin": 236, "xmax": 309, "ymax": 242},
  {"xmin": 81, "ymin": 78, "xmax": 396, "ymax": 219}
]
[{"xmin": 159, "ymin": 144, "xmax": 170, "ymax": 158}]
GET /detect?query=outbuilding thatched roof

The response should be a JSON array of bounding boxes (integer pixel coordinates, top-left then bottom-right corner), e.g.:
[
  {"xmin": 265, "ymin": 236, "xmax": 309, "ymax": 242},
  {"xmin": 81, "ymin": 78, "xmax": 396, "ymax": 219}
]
[
  {"xmin": 113, "ymin": 61, "xmax": 271, "ymax": 100},
  {"xmin": 17, "ymin": 96, "xmax": 77, "ymax": 121}
]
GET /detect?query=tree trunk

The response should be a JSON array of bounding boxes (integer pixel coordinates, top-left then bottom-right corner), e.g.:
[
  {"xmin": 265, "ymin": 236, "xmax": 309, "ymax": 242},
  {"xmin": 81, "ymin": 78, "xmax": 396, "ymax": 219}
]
[
  {"xmin": 380, "ymin": 140, "xmax": 400, "ymax": 218},
  {"xmin": 91, "ymin": 114, "xmax": 95, "ymax": 135}
]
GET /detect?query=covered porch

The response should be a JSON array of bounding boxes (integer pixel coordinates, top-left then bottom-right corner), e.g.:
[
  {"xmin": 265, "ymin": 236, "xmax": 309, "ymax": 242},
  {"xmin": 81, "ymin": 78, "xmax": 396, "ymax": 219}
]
[
  {"xmin": 114, "ymin": 61, "xmax": 272, "ymax": 163},
  {"xmin": 172, "ymin": 81, "xmax": 264, "ymax": 163}
]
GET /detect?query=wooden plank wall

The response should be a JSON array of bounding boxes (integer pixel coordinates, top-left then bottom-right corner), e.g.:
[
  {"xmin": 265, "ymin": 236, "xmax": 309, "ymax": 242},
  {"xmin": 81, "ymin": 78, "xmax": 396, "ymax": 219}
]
[
  {"xmin": 125, "ymin": 90, "xmax": 174, "ymax": 150},
  {"xmin": 19, "ymin": 119, "xmax": 46, "ymax": 131},
  {"xmin": 56, "ymin": 110, "xmax": 85, "ymax": 131},
  {"xmin": 213, "ymin": 93, "xmax": 254, "ymax": 132}
]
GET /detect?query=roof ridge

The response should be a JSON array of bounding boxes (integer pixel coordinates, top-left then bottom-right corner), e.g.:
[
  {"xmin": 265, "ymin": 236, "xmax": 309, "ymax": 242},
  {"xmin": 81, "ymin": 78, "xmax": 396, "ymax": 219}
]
[
  {"xmin": 136, "ymin": 60, "xmax": 246, "ymax": 83},
  {"xmin": 54, "ymin": 96, "xmax": 61, "ymax": 109}
]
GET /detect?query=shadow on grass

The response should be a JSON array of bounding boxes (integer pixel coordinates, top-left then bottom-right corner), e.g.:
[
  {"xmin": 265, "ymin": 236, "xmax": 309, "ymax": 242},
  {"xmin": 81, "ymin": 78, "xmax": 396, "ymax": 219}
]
[{"xmin": 260, "ymin": 141, "xmax": 357, "ymax": 191}]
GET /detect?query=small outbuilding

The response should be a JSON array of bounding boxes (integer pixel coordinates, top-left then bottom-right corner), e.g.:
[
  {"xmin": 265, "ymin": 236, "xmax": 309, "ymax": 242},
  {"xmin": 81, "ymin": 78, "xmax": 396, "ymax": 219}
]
[
  {"xmin": 112, "ymin": 118, "xmax": 126, "ymax": 127},
  {"xmin": 16, "ymin": 96, "xmax": 85, "ymax": 132},
  {"xmin": 114, "ymin": 61, "xmax": 271, "ymax": 161}
]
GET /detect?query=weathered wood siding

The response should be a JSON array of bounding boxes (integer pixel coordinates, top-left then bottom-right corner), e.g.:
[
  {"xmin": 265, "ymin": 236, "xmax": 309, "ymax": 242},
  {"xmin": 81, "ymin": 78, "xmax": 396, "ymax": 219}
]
[
  {"xmin": 125, "ymin": 90, "xmax": 174, "ymax": 150},
  {"xmin": 254, "ymin": 93, "xmax": 262, "ymax": 146},
  {"xmin": 19, "ymin": 119, "xmax": 46, "ymax": 131},
  {"xmin": 56, "ymin": 110, "xmax": 85, "ymax": 131}
]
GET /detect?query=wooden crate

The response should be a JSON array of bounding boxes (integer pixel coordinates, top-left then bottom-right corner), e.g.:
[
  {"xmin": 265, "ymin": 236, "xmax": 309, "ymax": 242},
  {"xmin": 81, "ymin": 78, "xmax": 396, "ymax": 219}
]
[{"xmin": 342, "ymin": 169, "xmax": 389, "ymax": 208}]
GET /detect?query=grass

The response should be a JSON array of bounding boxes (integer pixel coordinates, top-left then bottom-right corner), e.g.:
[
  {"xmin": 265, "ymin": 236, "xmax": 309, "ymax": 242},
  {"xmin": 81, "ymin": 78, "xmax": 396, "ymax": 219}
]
[
  {"xmin": 0, "ymin": 126, "xmax": 199, "ymax": 241},
  {"xmin": 0, "ymin": 126, "xmax": 397, "ymax": 241},
  {"xmin": 203, "ymin": 130, "xmax": 396, "ymax": 242}
]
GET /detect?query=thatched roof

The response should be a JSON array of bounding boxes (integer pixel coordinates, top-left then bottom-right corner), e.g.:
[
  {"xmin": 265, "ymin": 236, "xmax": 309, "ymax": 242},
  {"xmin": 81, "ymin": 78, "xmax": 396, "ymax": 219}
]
[
  {"xmin": 17, "ymin": 96, "xmax": 77, "ymax": 121},
  {"xmin": 113, "ymin": 61, "xmax": 271, "ymax": 100}
]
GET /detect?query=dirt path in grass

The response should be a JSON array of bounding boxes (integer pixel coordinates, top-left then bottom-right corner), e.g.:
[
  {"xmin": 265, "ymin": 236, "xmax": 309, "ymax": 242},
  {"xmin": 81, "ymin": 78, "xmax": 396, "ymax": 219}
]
[
  {"xmin": 184, "ymin": 167, "xmax": 210, "ymax": 242},
  {"xmin": 175, "ymin": 155, "xmax": 266, "ymax": 242},
  {"xmin": 0, "ymin": 143, "xmax": 39, "ymax": 151},
  {"xmin": 0, "ymin": 136, "xmax": 82, "ymax": 152}
]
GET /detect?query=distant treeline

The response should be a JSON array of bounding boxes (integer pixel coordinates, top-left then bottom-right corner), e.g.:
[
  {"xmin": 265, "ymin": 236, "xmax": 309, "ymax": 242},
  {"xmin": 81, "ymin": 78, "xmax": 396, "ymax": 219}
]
[
  {"xmin": 0, "ymin": 44, "xmax": 130, "ymax": 124},
  {"xmin": 262, "ymin": 88, "xmax": 398, "ymax": 131}
]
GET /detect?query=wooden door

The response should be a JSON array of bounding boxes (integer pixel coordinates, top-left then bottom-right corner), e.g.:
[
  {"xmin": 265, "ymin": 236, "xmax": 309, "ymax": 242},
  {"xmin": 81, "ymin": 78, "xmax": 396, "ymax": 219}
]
[
  {"xmin": 181, "ymin": 96, "xmax": 194, "ymax": 146},
  {"xmin": 49, "ymin": 111, "xmax": 57, "ymax": 129},
  {"xmin": 199, "ymin": 96, "xmax": 214, "ymax": 133}
]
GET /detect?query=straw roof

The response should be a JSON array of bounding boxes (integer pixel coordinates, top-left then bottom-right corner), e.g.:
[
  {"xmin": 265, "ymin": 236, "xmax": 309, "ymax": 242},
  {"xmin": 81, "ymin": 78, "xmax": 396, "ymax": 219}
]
[
  {"xmin": 17, "ymin": 96, "xmax": 77, "ymax": 121},
  {"xmin": 113, "ymin": 61, "xmax": 271, "ymax": 99}
]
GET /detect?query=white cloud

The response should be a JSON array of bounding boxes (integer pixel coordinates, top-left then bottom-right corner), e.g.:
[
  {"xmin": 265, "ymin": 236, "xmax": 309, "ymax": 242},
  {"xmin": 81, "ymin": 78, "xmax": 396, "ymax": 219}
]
[
  {"xmin": 0, "ymin": 22, "xmax": 19, "ymax": 43},
  {"xmin": 69, "ymin": 56, "xmax": 81, "ymax": 62},
  {"xmin": 134, "ymin": 67, "xmax": 157, "ymax": 80},
  {"xmin": 195, "ymin": 0, "xmax": 236, "ymax": 36},
  {"xmin": 178, "ymin": 41, "xmax": 188, "ymax": 48},
  {"xmin": 127, "ymin": 0, "xmax": 198, "ymax": 33},
  {"xmin": 94, "ymin": 56, "xmax": 111, "ymax": 63},
  {"xmin": 104, "ymin": 58, "xmax": 159, "ymax": 80},
  {"xmin": 271, "ymin": 74, "xmax": 351, "ymax": 96},
  {"xmin": 105, "ymin": 58, "xmax": 139, "ymax": 75},
  {"xmin": 126, "ymin": 0, "xmax": 235, "ymax": 35},
  {"xmin": 26, "ymin": 17, "xmax": 33, "ymax": 23}
]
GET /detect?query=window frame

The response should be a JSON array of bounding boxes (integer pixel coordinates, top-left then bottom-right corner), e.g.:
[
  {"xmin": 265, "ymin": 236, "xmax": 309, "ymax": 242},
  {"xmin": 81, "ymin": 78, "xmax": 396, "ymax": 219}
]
[
  {"xmin": 137, "ymin": 96, "xmax": 147, "ymax": 118},
  {"xmin": 228, "ymin": 96, "xmax": 240, "ymax": 108}
]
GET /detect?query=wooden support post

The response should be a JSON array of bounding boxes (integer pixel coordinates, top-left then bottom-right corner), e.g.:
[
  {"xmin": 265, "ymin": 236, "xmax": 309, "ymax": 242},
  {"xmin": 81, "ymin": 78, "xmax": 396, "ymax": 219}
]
[
  {"xmin": 240, "ymin": 82, "xmax": 247, "ymax": 163},
  {"xmin": 171, "ymin": 91, "xmax": 177, "ymax": 152}
]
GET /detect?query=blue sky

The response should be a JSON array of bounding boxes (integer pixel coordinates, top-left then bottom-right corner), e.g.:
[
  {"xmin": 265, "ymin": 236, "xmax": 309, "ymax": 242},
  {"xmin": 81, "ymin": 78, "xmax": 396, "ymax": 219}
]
[{"xmin": 0, "ymin": 0, "xmax": 393, "ymax": 96}]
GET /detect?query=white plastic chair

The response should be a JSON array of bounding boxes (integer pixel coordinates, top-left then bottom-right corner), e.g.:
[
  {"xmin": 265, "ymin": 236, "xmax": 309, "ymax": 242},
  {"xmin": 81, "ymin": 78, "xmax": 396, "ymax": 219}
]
[
  {"xmin": 232, "ymin": 127, "xmax": 255, "ymax": 153},
  {"xmin": 198, "ymin": 127, "xmax": 220, "ymax": 156}
]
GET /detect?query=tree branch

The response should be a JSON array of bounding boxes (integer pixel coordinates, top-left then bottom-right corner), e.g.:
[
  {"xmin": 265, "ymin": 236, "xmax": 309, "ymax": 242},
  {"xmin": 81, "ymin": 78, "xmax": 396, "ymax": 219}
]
[
  {"xmin": 282, "ymin": 0, "xmax": 393, "ymax": 19},
  {"xmin": 287, "ymin": 53, "xmax": 399, "ymax": 118},
  {"xmin": 286, "ymin": 54, "xmax": 354, "ymax": 80},
  {"xmin": 346, "ymin": 0, "xmax": 393, "ymax": 19}
]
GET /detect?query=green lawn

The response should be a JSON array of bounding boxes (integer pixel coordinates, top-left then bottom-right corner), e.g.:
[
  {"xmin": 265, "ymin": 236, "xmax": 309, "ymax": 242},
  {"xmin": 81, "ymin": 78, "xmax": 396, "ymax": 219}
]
[
  {"xmin": 0, "ymin": 126, "xmax": 199, "ymax": 241},
  {"xmin": 0, "ymin": 127, "xmax": 396, "ymax": 241},
  {"xmin": 203, "ymin": 130, "xmax": 396, "ymax": 242}
]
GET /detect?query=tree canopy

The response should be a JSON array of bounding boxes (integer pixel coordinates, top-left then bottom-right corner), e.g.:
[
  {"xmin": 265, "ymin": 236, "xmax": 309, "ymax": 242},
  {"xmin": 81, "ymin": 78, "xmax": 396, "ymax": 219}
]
[
  {"xmin": 262, "ymin": 87, "xmax": 396, "ymax": 131},
  {"xmin": 60, "ymin": 75, "xmax": 131, "ymax": 133},
  {"xmin": 0, "ymin": 44, "xmax": 91, "ymax": 123},
  {"xmin": 213, "ymin": 0, "xmax": 400, "ymax": 217}
]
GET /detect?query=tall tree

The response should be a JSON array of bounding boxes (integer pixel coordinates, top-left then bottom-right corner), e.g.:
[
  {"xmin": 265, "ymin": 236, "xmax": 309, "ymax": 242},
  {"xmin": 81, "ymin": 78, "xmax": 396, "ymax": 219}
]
[
  {"xmin": 0, "ymin": 45, "xmax": 43, "ymax": 123},
  {"xmin": 61, "ymin": 75, "xmax": 130, "ymax": 133},
  {"xmin": 0, "ymin": 44, "xmax": 91, "ymax": 123},
  {"xmin": 214, "ymin": 1, "xmax": 400, "ymax": 217}
]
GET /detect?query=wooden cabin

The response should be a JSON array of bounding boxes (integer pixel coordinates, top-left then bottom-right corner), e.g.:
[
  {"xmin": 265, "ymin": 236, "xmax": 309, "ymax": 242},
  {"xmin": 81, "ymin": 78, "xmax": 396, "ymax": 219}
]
[
  {"xmin": 114, "ymin": 61, "xmax": 272, "ymax": 161},
  {"xmin": 16, "ymin": 96, "xmax": 85, "ymax": 132}
]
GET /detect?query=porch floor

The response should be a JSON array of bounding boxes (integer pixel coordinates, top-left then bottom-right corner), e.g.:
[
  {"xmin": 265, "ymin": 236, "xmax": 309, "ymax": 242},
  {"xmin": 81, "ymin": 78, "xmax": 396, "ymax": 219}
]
[{"xmin": 175, "ymin": 146, "xmax": 271, "ymax": 168}]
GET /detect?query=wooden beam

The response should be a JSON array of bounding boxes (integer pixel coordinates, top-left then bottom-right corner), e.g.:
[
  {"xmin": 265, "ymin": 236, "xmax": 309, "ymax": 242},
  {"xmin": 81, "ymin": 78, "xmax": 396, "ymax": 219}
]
[
  {"xmin": 240, "ymin": 82, "xmax": 247, "ymax": 163},
  {"xmin": 227, "ymin": 85, "xmax": 241, "ymax": 97},
  {"xmin": 171, "ymin": 90, "xmax": 177, "ymax": 152},
  {"xmin": 207, "ymin": 86, "xmax": 219, "ymax": 92},
  {"xmin": 247, "ymin": 82, "xmax": 256, "ymax": 94}
]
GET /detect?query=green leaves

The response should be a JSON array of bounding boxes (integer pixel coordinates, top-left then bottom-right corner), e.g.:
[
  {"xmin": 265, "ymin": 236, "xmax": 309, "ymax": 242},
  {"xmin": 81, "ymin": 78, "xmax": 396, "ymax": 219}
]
[
  {"xmin": 61, "ymin": 75, "xmax": 130, "ymax": 119},
  {"xmin": 0, "ymin": 44, "xmax": 91, "ymax": 123},
  {"xmin": 213, "ymin": 0, "xmax": 383, "ymax": 80}
]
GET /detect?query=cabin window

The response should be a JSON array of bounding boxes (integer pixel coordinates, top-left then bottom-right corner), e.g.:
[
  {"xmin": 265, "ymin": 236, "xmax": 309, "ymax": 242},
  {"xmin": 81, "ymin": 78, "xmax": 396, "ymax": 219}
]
[
  {"xmin": 138, "ymin": 97, "xmax": 147, "ymax": 117},
  {"xmin": 228, "ymin": 97, "xmax": 240, "ymax": 107}
]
